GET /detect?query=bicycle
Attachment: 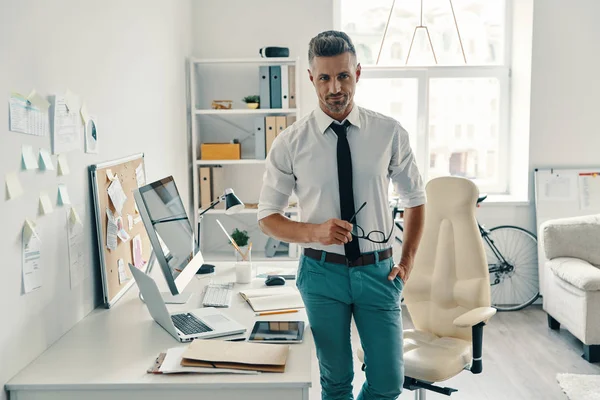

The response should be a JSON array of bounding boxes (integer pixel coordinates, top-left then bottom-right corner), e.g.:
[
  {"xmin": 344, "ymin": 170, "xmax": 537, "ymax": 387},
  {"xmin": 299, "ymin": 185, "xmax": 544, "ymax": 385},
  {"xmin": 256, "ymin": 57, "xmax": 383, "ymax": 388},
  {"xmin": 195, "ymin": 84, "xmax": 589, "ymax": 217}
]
[{"xmin": 390, "ymin": 194, "xmax": 539, "ymax": 312}]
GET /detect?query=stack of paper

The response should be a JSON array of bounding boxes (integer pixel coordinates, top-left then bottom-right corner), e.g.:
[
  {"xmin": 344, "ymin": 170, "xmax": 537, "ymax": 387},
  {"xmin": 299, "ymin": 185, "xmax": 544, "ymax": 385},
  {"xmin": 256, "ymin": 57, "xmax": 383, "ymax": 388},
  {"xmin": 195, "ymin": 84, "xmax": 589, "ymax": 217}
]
[
  {"xmin": 180, "ymin": 339, "xmax": 290, "ymax": 373},
  {"xmin": 239, "ymin": 287, "xmax": 304, "ymax": 313},
  {"xmin": 148, "ymin": 347, "xmax": 258, "ymax": 375}
]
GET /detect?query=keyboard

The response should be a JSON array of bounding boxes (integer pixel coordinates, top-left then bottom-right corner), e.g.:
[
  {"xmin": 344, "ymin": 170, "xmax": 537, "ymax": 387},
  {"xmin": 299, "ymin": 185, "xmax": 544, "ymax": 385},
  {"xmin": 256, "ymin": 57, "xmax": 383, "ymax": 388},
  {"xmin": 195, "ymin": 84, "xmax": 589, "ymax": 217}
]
[
  {"xmin": 202, "ymin": 281, "xmax": 234, "ymax": 308},
  {"xmin": 171, "ymin": 313, "xmax": 213, "ymax": 335}
]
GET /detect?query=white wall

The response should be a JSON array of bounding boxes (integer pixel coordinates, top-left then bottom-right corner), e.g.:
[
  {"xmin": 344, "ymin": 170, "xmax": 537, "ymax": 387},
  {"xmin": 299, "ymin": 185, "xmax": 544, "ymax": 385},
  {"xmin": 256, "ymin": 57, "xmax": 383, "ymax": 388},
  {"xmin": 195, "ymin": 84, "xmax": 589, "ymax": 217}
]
[
  {"xmin": 529, "ymin": 0, "xmax": 600, "ymax": 168},
  {"xmin": 0, "ymin": 1, "xmax": 192, "ymax": 398}
]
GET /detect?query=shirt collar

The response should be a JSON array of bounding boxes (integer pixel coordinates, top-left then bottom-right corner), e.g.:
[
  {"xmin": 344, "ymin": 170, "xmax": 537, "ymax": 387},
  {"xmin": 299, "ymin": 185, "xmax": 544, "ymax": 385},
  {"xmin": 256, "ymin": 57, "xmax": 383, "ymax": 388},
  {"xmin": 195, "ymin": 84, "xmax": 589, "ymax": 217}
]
[{"xmin": 314, "ymin": 105, "xmax": 361, "ymax": 134}]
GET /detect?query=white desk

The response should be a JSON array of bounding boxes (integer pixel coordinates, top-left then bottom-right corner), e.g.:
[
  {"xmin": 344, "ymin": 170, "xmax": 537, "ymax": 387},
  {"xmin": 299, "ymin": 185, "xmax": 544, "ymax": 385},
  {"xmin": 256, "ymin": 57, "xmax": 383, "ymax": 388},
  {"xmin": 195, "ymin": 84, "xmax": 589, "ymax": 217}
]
[{"xmin": 6, "ymin": 261, "xmax": 312, "ymax": 400}]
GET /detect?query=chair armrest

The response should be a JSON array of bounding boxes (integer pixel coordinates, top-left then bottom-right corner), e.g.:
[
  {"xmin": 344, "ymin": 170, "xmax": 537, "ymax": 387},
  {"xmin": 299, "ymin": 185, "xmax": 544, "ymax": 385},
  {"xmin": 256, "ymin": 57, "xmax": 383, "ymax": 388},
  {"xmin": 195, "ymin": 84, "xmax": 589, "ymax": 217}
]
[{"xmin": 453, "ymin": 307, "xmax": 497, "ymax": 328}]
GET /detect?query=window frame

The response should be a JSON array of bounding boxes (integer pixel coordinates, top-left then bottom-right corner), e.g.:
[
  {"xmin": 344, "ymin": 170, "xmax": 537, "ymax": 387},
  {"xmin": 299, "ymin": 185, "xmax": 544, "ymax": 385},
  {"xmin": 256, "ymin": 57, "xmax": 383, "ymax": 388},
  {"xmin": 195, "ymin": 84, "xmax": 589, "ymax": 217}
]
[{"xmin": 335, "ymin": 0, "xmax": 514, "ymax": 195}]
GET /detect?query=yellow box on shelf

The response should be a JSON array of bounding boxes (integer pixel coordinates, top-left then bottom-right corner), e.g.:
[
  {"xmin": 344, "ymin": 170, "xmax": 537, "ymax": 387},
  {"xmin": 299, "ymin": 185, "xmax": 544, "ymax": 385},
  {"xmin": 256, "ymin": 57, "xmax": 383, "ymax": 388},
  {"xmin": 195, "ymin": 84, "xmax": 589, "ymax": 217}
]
[{"xmin": 201, "ymin": 143, "xmax": 241, "ymax": 160}]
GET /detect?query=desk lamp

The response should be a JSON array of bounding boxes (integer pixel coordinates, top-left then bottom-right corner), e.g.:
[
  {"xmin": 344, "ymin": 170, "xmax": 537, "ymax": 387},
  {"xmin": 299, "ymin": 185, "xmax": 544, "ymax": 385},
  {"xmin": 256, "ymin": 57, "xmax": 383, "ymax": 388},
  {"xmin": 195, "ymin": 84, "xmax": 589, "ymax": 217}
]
[
  {"xmin": 199, "ymin": 188, "xmax": 245, "ymax": 218},
  {"xmin": 197, "ymin": 188, "xmax": 245, "ymax": 274}
]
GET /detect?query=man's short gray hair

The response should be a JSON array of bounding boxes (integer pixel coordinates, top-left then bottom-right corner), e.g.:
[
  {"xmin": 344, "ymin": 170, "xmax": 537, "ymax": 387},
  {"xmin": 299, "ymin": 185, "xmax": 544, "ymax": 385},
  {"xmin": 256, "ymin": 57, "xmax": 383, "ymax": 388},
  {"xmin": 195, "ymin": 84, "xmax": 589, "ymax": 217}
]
[{"xmin": 308, "ymin": 30, "xmax": 357, "ymax": 65}]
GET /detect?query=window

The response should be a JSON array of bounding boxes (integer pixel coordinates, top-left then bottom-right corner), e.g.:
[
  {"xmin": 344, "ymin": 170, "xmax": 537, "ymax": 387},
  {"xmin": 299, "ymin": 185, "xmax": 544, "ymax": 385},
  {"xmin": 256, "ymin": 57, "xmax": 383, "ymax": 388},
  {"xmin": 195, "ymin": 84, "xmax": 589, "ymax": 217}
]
[{"xmin": 341, "ymin": 0, "xmax": 510, "ymax": 194}]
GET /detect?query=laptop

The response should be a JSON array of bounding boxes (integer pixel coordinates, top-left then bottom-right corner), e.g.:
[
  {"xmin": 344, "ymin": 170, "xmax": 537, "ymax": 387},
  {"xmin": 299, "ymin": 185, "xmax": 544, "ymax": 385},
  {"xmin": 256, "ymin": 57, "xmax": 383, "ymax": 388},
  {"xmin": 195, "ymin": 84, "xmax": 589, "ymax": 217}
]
[{"xmin": 129, "ymin": 263, "xmax": 247, "ymax": 342}]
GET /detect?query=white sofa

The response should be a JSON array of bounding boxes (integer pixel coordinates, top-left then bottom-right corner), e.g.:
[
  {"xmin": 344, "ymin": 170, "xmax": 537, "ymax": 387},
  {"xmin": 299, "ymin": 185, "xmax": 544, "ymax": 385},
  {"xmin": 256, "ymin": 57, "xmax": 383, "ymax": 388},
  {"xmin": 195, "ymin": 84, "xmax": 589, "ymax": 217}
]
[{"xmin": 540, "ymin": 214, "xmax": 600, "ymax": 362}]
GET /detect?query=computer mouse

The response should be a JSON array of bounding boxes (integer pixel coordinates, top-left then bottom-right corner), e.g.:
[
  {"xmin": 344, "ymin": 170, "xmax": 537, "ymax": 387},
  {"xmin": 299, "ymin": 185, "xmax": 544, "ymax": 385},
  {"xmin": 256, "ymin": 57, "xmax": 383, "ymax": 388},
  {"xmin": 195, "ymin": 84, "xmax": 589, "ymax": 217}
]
[{"xmin": 265, "ymin": 275, "xmax": 286, "ymax": 286}]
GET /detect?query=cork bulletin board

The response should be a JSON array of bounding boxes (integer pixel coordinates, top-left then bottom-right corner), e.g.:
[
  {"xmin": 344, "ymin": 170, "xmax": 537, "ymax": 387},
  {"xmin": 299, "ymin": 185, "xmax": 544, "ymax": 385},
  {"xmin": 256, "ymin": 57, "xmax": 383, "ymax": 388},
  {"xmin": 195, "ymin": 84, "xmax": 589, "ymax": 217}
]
[{"xmin": 89, "ymin": 153, "xmax": 153, "ymax": 308}]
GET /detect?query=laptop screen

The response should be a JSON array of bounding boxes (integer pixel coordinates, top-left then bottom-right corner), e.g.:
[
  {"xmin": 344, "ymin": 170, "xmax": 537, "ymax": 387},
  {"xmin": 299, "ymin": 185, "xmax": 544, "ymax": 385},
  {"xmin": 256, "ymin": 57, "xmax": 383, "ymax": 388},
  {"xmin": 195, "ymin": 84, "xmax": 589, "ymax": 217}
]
[{"xmin": 137, "ymin": 177, "xmax": 197, "ymax": 280}]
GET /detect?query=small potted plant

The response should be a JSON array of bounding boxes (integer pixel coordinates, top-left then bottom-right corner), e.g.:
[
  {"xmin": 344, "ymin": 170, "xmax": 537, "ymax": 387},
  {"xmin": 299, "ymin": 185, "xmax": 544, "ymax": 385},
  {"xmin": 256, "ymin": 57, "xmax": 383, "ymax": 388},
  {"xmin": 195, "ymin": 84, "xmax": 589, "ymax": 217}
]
[
  {"xmin": 230, "ymin": 228, "xmax": 251, "ymax": 261},
  {"xmin": 242, "ymin": 95, "xmax": 260, "ymax": 109}
]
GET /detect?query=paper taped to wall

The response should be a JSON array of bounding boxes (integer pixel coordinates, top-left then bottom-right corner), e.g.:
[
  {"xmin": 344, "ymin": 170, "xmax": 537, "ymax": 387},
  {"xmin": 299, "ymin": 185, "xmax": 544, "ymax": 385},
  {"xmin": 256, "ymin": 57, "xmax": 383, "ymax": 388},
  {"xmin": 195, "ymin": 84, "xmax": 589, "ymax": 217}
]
[
  {"xmin": 21, "ymin": 145, "xmax": 39, "ymax": 170},
  {"xmin": 9, "ymin": 91, "xmax": 50, "ymax": 136},
  {"xmin": 38, "ymin": 148, "xmax": 54, "ymax": 170},
  {"xmin": 57, "ymin": 153, "xmax": 70, "ymax": 176},
  {"xmin": 578, "ymin": 173, "xmax": 600, "ymax": 211},
  {"xmin": 135, "ymin": 164, "xmax": 145, "ymax": 187},
  {"xmin": 5, "ymin": 172, "xmax": 24, "ymax": 199},
  {"xmin": 39, "ymin": 192, "xmax": 54, "ymax": 215},
  {"xmin": 50, "ymin": 93, "xmax": 82, "ymax": 154},
  {"xmin": 57, "ymin": 184, "xmax": 71, "ymax": 205},
  {"xmin": 106, "ymin": 208, "xmax": 118, "ymax": 251},
  {"xmin": 68, "ymin": 206, "xmax": 86, "ymax": 289},
  {"xmin": 107, "ymin": 179, "xmax": 127, "ymax": 215},
  {"xmin": 22, "ymin": 219, "xmax": 42, "ymax": 293},
  {"xmin": 84, "ymin": 116, "xmax": 99, "ymax": 154},
  {"xmin": 133, "ymin": 234, "xmax": 144, "ymax": 269},
  {"xmin": 117, "ymin": 259, "xmax": 129, "ymax": 284}
]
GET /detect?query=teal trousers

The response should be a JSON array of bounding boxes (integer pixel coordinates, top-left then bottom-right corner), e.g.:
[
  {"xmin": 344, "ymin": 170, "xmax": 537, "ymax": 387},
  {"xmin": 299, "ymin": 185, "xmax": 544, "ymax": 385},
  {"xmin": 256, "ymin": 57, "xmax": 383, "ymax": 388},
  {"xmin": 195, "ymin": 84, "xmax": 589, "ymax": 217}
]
[{"xmin": 296, "ymin": 250, "xmax": 404, "ymax": 400}]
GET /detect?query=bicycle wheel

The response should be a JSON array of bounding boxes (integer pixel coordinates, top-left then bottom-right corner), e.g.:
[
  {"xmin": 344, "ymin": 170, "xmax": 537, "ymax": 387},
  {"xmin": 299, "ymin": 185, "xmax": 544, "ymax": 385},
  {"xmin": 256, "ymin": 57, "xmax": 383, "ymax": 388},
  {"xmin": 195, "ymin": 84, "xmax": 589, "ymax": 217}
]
[{"xmin": 485, "ymin": 225, "xmax": 539, "ymax": 311}]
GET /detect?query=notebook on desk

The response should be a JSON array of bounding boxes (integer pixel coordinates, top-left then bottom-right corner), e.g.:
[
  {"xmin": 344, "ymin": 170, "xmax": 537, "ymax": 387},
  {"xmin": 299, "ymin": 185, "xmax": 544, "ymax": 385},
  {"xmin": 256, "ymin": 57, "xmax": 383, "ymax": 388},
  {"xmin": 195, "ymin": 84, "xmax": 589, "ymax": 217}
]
[{"xmin": 239, "ymin": 287, "xmax": 304, "ymax": 313}]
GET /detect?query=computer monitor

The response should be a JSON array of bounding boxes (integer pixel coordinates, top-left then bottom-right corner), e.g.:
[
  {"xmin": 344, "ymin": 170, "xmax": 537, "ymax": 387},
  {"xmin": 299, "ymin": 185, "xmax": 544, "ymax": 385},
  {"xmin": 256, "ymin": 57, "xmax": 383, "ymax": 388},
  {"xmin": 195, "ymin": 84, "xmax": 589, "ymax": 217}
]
[{"xmin": 133, "ymin": 176, "xmax": 204, "ymax": 300}]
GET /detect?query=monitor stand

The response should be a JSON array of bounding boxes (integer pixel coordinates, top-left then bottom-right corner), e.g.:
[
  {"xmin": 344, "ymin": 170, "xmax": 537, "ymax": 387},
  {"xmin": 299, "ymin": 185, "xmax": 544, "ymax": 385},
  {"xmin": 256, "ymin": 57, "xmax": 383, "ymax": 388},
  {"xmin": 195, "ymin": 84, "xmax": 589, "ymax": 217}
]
[{"xmin": 160, "ymin": 292, "xmax": 192, "ymax": 304}]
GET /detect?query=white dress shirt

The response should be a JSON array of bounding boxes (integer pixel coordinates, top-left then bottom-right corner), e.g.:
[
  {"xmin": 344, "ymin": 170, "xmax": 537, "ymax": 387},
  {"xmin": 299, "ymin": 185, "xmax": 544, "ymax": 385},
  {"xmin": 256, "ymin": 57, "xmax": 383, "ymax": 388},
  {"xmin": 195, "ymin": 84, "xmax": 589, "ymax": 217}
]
[{"xmin": 258, "ymin": 105, "xmax": 426, "ymax": 255}]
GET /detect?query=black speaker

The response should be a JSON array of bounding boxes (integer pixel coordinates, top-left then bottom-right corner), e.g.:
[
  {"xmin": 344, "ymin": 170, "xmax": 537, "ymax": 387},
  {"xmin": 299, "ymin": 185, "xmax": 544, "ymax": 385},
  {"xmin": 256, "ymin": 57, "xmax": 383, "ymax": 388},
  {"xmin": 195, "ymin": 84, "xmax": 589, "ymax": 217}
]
[{"xmin": 259, "ymin": 46, "xmax": 290, "ymax": 58}]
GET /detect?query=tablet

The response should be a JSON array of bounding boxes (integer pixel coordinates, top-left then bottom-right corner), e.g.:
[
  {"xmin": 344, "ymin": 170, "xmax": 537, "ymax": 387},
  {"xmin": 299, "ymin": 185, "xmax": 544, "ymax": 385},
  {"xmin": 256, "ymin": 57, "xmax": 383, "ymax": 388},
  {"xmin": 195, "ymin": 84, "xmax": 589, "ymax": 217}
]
[{"xmin": 248, "ymin": 321, "xmax": 305, "ymax": 343}]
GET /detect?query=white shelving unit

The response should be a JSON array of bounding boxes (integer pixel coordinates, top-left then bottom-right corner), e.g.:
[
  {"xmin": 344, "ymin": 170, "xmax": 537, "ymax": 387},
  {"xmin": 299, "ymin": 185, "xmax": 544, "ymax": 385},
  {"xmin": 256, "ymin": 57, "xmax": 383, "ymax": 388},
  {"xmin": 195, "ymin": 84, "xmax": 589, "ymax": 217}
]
[
  {"xmin": 188, "ymin": 57, "xmax": 301, "ymax": 261},
  {"xmin": 195, "ymin": 108, "xmax": 298, "ymax": 115},
  {"xmin": 196, "ymin": 159, "xmax": 265, "ymax": 166}
]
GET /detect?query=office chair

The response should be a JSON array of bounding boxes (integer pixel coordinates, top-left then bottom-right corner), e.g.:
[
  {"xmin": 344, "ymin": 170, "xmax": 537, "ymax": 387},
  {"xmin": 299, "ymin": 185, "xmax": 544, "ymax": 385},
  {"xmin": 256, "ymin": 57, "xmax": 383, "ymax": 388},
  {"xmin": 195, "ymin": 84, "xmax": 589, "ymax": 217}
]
[{"xmin": 358, "ymin": 176, "xmax": 496, "ymax": 399}]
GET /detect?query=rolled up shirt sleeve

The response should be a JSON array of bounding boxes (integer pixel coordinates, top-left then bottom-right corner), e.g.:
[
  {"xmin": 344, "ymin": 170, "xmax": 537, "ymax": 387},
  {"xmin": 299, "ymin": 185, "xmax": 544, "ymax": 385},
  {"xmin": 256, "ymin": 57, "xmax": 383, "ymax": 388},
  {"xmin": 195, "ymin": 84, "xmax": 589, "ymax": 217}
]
[
  {"xmin": 389, "ymin": 124, "xmax": 426, "ymax": 208},
  {"xmin": 258, "ymin": 134, "xmax": 295, "ymax": 221}
]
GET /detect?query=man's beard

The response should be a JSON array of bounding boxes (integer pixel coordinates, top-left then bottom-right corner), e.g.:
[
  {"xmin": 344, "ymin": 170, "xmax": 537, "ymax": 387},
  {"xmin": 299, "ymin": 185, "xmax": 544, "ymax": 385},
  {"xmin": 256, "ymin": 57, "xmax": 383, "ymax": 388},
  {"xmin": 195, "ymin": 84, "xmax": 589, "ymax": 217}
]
[{"xmin": 325, "ymin": 93, "xmax": 349, "ymax": 113}]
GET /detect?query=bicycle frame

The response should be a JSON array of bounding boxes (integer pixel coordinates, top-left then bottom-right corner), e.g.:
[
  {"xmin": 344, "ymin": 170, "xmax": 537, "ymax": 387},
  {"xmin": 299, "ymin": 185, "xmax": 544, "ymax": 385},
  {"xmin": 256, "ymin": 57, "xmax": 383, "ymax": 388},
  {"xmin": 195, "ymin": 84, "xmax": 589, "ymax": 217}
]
[{"xmin": 479, "ymin": 222, "xmax": 510, "ymax": 276}]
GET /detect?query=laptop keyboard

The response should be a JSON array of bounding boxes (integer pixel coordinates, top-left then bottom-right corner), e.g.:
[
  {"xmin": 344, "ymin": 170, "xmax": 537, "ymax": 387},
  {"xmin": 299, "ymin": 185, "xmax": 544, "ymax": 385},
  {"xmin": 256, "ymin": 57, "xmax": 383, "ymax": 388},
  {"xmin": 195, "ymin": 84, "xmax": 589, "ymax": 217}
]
[{"xmin": 172, "ymin": 313, "xmax": 214, "ymax": 336}]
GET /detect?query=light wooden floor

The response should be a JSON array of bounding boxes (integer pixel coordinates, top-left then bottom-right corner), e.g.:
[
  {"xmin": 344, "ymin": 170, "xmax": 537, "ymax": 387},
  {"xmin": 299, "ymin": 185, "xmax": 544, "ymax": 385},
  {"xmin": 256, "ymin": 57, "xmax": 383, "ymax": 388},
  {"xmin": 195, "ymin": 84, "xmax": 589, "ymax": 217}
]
[{"xmin": 309, "ymin": 305, "xmax": 600, "ymax": 399}]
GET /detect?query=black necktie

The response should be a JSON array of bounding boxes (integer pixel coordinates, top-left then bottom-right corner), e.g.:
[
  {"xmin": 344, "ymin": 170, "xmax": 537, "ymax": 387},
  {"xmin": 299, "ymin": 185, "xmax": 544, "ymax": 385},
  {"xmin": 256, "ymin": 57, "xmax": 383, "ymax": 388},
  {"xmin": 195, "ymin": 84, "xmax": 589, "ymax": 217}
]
[{"xmin": 330, "ymin": 121, "xmax": 361, "ymax": 261}]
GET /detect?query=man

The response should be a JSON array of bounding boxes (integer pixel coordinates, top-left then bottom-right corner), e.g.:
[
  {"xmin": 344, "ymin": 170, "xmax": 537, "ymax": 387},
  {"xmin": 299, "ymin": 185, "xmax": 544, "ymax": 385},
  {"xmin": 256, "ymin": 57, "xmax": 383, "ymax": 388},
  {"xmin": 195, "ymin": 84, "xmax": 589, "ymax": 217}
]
[{"xmin": 257, "ymin": 30, "xmax": 426, "ymax": 400}]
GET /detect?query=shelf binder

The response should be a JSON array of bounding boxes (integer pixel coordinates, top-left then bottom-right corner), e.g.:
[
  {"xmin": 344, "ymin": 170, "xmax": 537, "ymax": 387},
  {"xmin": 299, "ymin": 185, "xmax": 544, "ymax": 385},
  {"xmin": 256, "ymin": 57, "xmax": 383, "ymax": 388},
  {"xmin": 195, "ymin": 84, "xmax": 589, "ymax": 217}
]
[
  {"xmin": 259, "ymin": 66, "xmax": 271, "ymax": 109},
  {"xmin": 265, "ymin": 116, "xmax": 277, "ymax": 154},
  {"xmin": 254, "ymin": 117, "xmax": 266, "ymax": 159},
  {"xmin": 288, "ymin": 65, "xmax": 296, "ymax": 109},
  {"xmin": 281, "ymin": 65, "xmax": 289, "ymax": 109},
  {"xmin": 269, "ymin": 65, "xmax": 282, "ymax": 109},
  {"xmin": 199, "ymin": 167, "xmax": 212, "ymax": 208}
]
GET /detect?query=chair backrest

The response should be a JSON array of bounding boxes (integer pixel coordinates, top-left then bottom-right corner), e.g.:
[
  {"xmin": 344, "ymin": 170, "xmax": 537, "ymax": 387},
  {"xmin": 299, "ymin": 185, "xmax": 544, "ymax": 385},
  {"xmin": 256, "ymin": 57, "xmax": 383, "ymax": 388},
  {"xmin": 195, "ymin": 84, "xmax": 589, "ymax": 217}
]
[{"xmin": 404, "ymin": 176, "xmax": 491, "ymax": 342}]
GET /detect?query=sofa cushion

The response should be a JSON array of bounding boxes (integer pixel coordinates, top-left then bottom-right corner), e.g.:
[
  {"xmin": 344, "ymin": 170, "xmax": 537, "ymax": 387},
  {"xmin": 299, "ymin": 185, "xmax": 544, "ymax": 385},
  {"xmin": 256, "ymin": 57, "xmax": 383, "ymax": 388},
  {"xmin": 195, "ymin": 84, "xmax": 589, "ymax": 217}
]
[
  {"xmin": 548, "ymin": 257, "xmax": 600, "ymax": 291},
  {"xmin": 541, "ymin": 214, "xmax": 600, "ymax": 266}
]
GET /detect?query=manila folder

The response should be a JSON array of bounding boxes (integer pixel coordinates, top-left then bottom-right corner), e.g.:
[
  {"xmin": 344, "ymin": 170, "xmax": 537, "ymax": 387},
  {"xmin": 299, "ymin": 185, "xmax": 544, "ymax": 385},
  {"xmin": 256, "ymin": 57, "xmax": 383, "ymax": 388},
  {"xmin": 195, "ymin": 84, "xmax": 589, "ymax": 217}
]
[{"xmin": 181, "ymin": 339, "xmax": 290, "ymax": 373}]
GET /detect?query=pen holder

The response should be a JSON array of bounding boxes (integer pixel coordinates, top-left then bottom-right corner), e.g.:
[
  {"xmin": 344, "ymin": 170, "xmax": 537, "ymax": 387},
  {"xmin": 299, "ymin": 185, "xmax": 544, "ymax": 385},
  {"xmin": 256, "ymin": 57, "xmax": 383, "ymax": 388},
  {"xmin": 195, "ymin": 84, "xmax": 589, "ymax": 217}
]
[
  {"xmin": 235, "ymin": 261, "xmax": 253, "ymax": 284},
  {"xmin": 235, "ymin": 245, "xmax": 251, "ymax": 262}
]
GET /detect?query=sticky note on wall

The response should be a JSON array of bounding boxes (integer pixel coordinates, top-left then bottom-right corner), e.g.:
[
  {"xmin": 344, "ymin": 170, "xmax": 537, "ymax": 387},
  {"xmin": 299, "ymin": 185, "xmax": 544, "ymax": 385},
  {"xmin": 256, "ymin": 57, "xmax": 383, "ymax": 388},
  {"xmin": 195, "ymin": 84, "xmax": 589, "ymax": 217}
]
[{"xmin": 6, "ymin": 172, "xmax": 23, "ymax": 199}]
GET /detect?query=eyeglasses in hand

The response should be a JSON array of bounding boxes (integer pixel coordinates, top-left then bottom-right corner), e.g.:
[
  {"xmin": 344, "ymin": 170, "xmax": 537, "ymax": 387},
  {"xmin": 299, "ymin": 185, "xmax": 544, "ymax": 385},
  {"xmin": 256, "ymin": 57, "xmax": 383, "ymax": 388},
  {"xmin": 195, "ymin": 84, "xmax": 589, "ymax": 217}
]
[{"xmin": 349, "ymin": 201, "xmax": 394, "ymax": 244}]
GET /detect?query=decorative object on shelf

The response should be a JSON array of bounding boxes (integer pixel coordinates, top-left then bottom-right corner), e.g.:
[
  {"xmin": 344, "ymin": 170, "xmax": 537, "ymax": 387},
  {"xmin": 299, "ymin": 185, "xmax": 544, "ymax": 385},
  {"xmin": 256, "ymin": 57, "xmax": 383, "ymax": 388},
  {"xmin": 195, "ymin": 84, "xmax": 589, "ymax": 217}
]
[
  {"xmin": 376, "ymin": 0, "xmax": 467, "ymax": 65},
  {"xmin": 242, "ymin": 95, "xmax": 260, "ymax": 109},
  {"xmin": 200, "ymin": 143, "xmax": 241, "ymax": 160},
  {"xmin": 259, "ymin": 46, "xmax": 290, "ymax": 58},
  {"xmin": 198, "ymin": 188, "xmax": 244, "ymax": 219},
  {"xmin": 211, "ymin": 100, "xmax": 233, "ymax": 110}
]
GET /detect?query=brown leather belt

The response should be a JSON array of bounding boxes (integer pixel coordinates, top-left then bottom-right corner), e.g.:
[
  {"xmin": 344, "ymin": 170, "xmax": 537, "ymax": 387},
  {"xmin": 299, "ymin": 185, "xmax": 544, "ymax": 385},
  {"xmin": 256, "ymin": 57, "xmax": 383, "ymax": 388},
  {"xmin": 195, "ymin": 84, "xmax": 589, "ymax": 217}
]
[{"xmin": 303, "ymin": 247, "xmax": 393, "ymax": 267}]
